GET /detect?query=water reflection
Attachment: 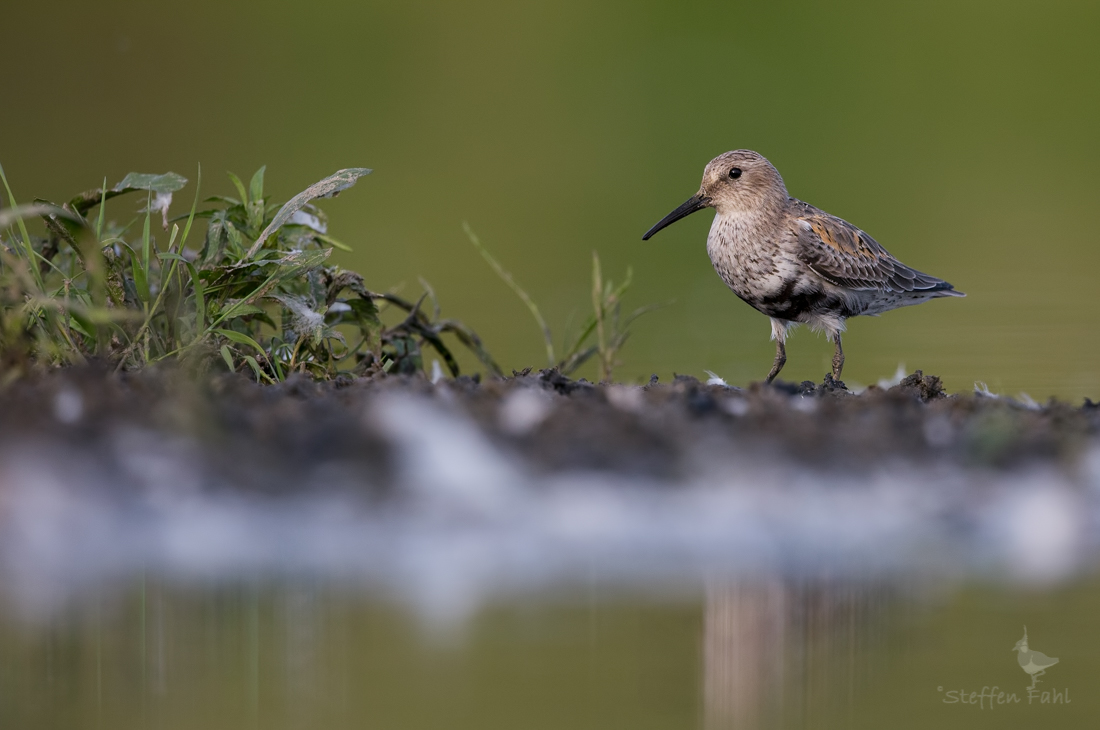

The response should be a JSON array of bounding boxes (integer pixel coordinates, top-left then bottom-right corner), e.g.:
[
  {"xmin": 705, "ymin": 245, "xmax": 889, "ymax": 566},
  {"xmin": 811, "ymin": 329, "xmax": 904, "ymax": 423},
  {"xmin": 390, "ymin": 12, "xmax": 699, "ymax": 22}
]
[
  {"xmin": 703, "ymin": 579, "xmax": 895, "ymax": 729},
  {"xmin": 1, "ymin": 581, "xmax": 706, "ymax": 730},
  {"xmin": 3, "ymin": 573, "xmax": 1099, "ymax": 729}
]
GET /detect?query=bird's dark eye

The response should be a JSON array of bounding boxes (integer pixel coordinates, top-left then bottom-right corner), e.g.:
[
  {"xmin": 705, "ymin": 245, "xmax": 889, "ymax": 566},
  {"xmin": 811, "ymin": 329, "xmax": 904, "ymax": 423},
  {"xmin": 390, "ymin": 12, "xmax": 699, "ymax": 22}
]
[{"xmin": 728, "ymin": 167, "xmax": 742, "ymax": 180}]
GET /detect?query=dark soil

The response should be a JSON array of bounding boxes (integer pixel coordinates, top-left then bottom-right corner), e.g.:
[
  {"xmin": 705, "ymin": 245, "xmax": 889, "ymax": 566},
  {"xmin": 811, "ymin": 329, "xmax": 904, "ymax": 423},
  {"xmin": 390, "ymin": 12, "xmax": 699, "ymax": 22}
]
[{"xmin": 1, "ymin": 366, "xmax": 1096, "ymax": 494}]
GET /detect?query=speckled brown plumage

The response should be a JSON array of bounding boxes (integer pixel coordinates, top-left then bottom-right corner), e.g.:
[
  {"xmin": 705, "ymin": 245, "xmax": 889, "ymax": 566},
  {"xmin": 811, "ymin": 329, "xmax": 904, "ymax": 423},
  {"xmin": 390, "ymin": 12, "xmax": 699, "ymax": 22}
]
[{"xmin": 643, "ymin": 150, "xmax": 964, "ymax": 384}]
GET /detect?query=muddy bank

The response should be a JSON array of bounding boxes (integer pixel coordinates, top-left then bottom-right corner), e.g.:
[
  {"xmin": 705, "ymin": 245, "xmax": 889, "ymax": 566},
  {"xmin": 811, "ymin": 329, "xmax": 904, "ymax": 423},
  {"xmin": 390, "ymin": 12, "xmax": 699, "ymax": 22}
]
[
  {"xmin": 1, "ymin": 367, "xmax": 1096, "ymax": 486},
  {"xmin": 0, "ymin": 367, "xmax": 1095, "ymax": 481},
  {"xmin": 1, "ymin": 367, "xmax": 1098, "ymax": 615}
]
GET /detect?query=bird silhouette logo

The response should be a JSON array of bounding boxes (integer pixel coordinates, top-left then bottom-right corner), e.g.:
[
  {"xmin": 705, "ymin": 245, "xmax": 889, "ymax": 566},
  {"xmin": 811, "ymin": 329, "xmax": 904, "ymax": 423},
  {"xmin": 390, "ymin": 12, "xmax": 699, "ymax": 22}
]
[{"xmin": 1012, "ymin": 627, "xmax": 1059, "ymax": 689}]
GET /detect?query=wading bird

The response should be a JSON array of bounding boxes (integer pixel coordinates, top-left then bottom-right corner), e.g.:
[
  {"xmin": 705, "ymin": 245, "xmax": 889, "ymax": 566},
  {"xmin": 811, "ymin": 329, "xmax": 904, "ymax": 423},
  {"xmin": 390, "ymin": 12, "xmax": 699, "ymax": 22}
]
[{"xmin": 643, "ymin": 150, "xmax": 963, "ymax": 383}]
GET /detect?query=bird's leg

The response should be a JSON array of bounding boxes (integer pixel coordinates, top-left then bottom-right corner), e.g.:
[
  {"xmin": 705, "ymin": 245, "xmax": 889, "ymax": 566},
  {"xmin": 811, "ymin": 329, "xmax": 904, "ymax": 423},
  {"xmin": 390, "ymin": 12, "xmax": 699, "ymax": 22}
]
[
  {"xmin": 831, "ymin": 333, "xmax": 844, "ymax": 380},
  {"xmin": 765, "ymin": 318, "xmax": 789, "ymax": 385},
  {"xmin": 765, "ymin": 340, "xmax": 786, "ymax": 384}
]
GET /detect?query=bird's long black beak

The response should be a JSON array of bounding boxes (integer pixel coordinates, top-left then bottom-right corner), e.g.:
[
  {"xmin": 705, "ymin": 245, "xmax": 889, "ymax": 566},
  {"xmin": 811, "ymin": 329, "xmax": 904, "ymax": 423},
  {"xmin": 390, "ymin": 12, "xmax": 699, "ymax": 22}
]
[{"xmin": 642, "ymin": 193, "xmax": 711, "ymax": 240}]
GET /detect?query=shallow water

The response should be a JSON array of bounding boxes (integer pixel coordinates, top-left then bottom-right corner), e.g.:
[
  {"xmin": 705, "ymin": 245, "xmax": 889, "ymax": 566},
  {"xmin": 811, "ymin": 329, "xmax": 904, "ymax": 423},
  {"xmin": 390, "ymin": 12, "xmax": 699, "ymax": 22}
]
[{"xmin": 1, "ymin": 577, "xmax": 1094, "ymax": 729}]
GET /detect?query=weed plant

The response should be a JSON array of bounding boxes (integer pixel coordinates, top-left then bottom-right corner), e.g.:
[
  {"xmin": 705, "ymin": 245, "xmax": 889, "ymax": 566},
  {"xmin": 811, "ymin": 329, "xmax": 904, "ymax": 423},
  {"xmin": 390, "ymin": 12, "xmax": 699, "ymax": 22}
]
[
  {"xmin": 0, "ymin": 164, "xmax": 500, "ymax": 383},
  {"xmin": 465, "ymin": 224, "xmax": 660, "ymax": 382}
]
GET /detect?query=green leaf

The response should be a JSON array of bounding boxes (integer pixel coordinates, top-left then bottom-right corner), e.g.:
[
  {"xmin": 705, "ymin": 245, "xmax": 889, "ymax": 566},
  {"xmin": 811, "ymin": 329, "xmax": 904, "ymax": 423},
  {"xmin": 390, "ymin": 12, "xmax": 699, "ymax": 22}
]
[
  {"xmin": 229, "ymin": 249, "xmax": 332, "ymax": 307},
  {"xmin": 204, "ymin": 195, "xmax": 240, "ymax": 205},
  {"xmin": 346, "ymin": 295, "xmax": 380, "ymax": 319},
  {"xmin": 246, "ymin": 168, "xmax": 371, "ymax": 259},
  {"xmin": 225, "ymin": 221, "xmax": 245, "ymax": 257},
  {"xmin": 68, "ymin": 313, "xmax": 95, "ymax": 339},
  {"xmin": 249, "ymin": 166, "xmax": 266, "ymax": 204},
  {"xmin": 201, "ymin": 211, "xmax": 229, "ymax": 265},
  {"xmin": 246, "ymin": 199, "xmax": 265, "ymax": 238},
  {"xmin": 219, "ymin": 303, "xmax": 266, "ymax": 321},
  {"xmin": 113, "ymin": 172, "xmax": 188, "ymax": 194},
  {"xmin": 242, "ymin": 355, "xmax": 273, "ymax": 383},
  {"xmin": 227, "ymin": 172, "xmax": 249, "ymax": 205},
  {"xmin": 214, "ymin": 328, "xmax": 267, "ymax": 358},
  {"xmin": 314, "ymin": 232, "xmax": 352, "ymax": 252},
  {"xmin": 345, "ymin": 297, "xmax": 382, "ymax": 342},
  {"xmin": 60, "ymin": 172, "xmax": 186, "ymax": 220},
  {"xmin": 220, "ymin": 345, "xmax": 235, "ymax": 371}
]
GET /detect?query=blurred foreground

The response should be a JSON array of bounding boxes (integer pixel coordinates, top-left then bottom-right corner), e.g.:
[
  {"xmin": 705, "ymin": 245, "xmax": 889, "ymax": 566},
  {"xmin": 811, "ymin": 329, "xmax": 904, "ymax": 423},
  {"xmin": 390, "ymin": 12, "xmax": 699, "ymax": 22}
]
[{"xmin": 0, "ymin": 368, "xmax": 1098, "ymax": 727}]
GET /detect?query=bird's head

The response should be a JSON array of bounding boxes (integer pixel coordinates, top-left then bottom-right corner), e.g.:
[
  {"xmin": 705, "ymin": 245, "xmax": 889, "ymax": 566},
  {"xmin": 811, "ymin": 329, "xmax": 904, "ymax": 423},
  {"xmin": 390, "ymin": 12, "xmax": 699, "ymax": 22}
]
[
  {"xmin": 642, "ymin": 150, "xmax": 788, "ymax": 240},
  {"xmin": 1014, "ymin": 627, "xmax": 1028, "ymax": 652}
]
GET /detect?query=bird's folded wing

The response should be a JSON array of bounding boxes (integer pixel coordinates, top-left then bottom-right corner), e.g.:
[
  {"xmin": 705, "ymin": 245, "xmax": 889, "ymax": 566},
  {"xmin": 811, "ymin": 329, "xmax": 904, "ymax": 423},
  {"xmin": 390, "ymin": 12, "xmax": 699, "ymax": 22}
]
[{"xmin": 790, "ymin": 203, "xmax": 949, "ymax": 293}]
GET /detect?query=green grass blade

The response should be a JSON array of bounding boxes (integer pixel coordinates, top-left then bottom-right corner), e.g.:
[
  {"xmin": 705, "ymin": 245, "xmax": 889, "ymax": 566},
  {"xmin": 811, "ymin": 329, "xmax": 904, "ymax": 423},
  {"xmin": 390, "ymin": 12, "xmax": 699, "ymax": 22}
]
[
  {"xmin": 0, "ymin": 161, "xmax": 46, "ymax": 293},
  {"xmin": 179, "ymin": 164, "xmax": 202, "ymax": 245},
  {"xmin": 130, "ymin": 249, "xmax": 149, "ymax": 303},
  {"xmin": 314, "ymin": 233, "xmax": 352, "ymax": 252},
  {"xmin": 184, "ymin": 262, "xmax": 206, "ymax": 334},
  {"xmin": 464, "ymin": 222, "xmax": 554, "ymax": 367},
  {"xmin": 95, "ymin": 178, "xmax": 107, "ymax": 241},
  {"xmin": 561, "ymin": 313, "xmax": 598, "ymax": 365},
  {"xmin": 592, "ymin": 251, "xmax": 607, "ymax": 380},
  {"xmin": 135, "ymin": 192, "xmax": 152, "ymax": 303}
]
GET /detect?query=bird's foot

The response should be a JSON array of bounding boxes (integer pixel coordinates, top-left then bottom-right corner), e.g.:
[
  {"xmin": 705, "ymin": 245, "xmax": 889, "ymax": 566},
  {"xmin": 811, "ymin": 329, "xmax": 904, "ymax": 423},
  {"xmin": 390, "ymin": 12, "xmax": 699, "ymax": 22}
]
[{"xmin": 822, "ymin": 373, "xmax": 848, "ymax": 391}]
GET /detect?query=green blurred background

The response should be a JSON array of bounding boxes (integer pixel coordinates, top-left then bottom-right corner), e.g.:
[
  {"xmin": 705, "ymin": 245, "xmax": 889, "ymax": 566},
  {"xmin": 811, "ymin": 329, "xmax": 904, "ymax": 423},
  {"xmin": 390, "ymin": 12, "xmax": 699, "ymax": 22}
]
[{"xmin": 4, "ymin": 0, "xmax": 1099, "ymax": 398}]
